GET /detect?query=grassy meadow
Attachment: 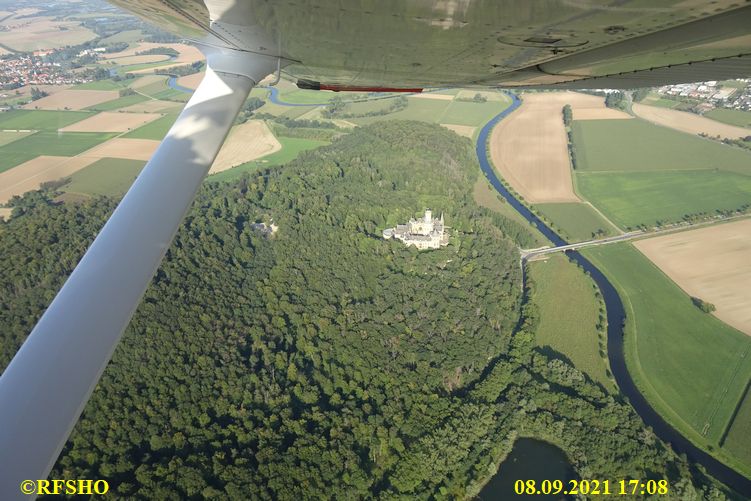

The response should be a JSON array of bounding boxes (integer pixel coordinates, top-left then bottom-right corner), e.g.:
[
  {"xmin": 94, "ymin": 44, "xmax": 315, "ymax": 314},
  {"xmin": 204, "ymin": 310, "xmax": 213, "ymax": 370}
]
[
  {"xmin": 85, "ymin": 94, "xmax": 149, "ymax": 112},
  {"xmin": 62, "ymin": 158, "xmax": 146, "ymax": 197},
  {"xmin": 571, "ymin": 118, "xmax": 751, "ymax": 174},
  {"xmin": 704, "ymin": 108, "xmax": 751, "ymax": 128},
  {"xmin": 529, "ymin": 254, "xmax": 612, "ymax": 390},
  {"xmin": 0, "ymin": 110, "xmax": 91, "ymax": 130},
  {"xmin": 0, "ymin": 131, "xmax": 115, "ymax": 173},
  {"xmin": 582, "ymin": 243, "xmax": 751, "ymax": 476},
  {"xmin": 722, "ymin": 385, "xmax": 751, "ymax": 467},
  {"xmin": 472, "ymin": 178, "xmax": 548, "ymax": 248},
  {"xmin": 122, "ymin": 113, "xmax": 180, "ymax": 140},
  {"xmin": 535, "ymin": 202, "xmax": 617, "ymax": 242},
  {"xmin": 577, "ymin": 170, "xmax": 751, "ymax": 229}
]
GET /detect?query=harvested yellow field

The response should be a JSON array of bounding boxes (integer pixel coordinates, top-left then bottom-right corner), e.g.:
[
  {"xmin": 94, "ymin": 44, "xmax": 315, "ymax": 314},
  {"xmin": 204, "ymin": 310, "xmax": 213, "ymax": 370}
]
[
  {"xmin": 635, "ymin": 219, "xmax": 751, "ymax": 336},
  {"xmin": 177, "ymin": 72, "xmax": 204, "ymax": 90},
  {"xmin": 0, "ymin": 17, "xmax": 96, "ymax": 51},
  {"xmin": 0, "ymin": 207, "xmax": 12, "ymax": 220},
  {"xmin": 573, "ymin": 108, "xmax": 632, "ymax": 120},
  {"xmin": 80, "ymin": 138, "xmax": 160, "ymax": 161},
  {"xmin": 412, "ymin": 92, "xmax": 453, "ymax": 100},
  {"xmin": 4, "ymin": 84, "xmax": 70, "ymax": 100},
  {"xmin": 0, "ymin": 156, "xmax": 98, "ymax": 204},
  {"xmin": 112, "ymin": 54, "xmax": 170, "ymax": 65},
  {"xmin": 441, "ymin": 123, "xmax": 475, "ymax": 138},
  {"xmin": 633, "ymin": 103, "xmax": 750, "ymax": 139},
  {"xmin": 22, "ymin": 90, "xmax": 118, "ymax": 111},
  {"xmin": 60, "ymin": 112, "xmax": 162, "ymax": 132},
  {"xmin": 119, "ymin": 100, "xmax": 183, "ymax": 113},
  {"xmin": 130, "ymin": 75, "xmax": 166, "ymax": 89},
  {"xmin": 209, "ymin": 121, "xmax": 281, "ymax": 174},
  {"xmin": 489, "ymin": 92, "xmax": 590, "ymax": 203}
]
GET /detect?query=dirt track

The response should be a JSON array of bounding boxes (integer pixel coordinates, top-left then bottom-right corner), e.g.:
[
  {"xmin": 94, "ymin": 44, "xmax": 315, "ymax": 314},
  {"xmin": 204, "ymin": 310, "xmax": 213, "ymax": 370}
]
[
  {"xmin": 633, "ymin": 103, "xmax": 750, "ymax": 139},
  {"xmin": 635, "ymin": 219, "xmax": 751, "ymax": 336}
]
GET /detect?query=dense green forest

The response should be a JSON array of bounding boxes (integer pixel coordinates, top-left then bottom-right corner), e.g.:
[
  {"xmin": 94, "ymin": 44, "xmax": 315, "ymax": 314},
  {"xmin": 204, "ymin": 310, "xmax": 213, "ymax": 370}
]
[{"xmin": 0, "ymin": 122, "xmax": 731, "ymax": 499}]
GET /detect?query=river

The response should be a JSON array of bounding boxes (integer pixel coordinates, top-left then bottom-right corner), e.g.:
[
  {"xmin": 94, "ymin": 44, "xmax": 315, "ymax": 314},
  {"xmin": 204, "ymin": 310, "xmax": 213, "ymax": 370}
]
[{"xmin": 475, "ymin": 93, "xmax": 751, "ymax": 496}]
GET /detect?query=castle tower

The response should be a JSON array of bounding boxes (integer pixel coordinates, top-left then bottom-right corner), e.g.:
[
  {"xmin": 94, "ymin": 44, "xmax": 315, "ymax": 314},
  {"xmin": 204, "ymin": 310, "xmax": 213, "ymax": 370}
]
[{"xmin": 425, "ymin": 209, "xmax": 432, "ymax": 223}]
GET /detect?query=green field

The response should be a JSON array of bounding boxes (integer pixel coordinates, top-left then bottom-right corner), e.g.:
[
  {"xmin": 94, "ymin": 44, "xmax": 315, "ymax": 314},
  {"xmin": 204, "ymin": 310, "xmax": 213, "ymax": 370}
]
[
  {"xmin": 472, "ymin": 178, "xmax": 548, "ymax": 247},
  {"xmin": 75, "ymin": 79, "xmax": 129, "ymax": 91},
  {"xmin": 577, "ymin": 170, "xmax": 751, "ymax": 229},
  {"xmin": 704, "ymin": 108, "xmax": 751, "ymax": 128},
  {"xmin": 582, "ymin": 243, "xmax": 751, "ymax": 474},
  {"xmin": 571, "ymin": 118, "xmax": 751, "ymax": 174},
  {"xmin": 0, "ymin": 130, "xmax": 34, "ymax": 146},
  {"xmin": 0, "ymin": 110, "xmax": 91, "ymax": 130},
  {"xmin": 439, "ymin": 98, "xmax": 510, "ymax": 127},
  {"xmin": 62, "ymin": 158, "xmax": 146, "ymax": 197},
  {"xmin": 535, "ymin": 202, "xmax": 617, "ymax": 242},
  {"xmin": 641, "ymin": 95, "xmax": 681, "ymax": 109},
  {"xmin": 85, "ymin": 94, "xmax": 150, "ymax": 111},
  {"xmin": 722, "ymin": 384, "xmax": 751, "ymax": 466},
  {"xmin": 122, "ymin": 113, "xmax": 179, "ymax": 140},
  {"xmin": 99, "ymin": 30, "xmax": 144, "ymax": 45},
  {"xmin": 0, "ymin": 131, "xmax": 115, "ymax": 173},
  {"xmin": 349, "ymin": 97, "xmax": 451, "ymax": 125},
  {"xmin": 209, "ymin": 137, "xmax": 328, "ymax": 182},
  {"xmin": 530, "ymin": 255, "xmax": 612, "ymax": 389}
]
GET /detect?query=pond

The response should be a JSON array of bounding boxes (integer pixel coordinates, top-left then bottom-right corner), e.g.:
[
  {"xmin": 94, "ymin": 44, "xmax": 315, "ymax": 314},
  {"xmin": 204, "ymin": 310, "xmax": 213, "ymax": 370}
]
[{"xmin": 477, "ymin": 438, "xmax": 577, "ymax": 500}]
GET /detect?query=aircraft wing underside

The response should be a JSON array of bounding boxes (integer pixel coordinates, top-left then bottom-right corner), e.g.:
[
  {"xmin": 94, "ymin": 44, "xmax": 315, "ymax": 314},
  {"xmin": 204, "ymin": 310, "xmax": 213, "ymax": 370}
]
[{"xmin": 112, "ymin": 0, "xmax": 751, "ymax": 89}]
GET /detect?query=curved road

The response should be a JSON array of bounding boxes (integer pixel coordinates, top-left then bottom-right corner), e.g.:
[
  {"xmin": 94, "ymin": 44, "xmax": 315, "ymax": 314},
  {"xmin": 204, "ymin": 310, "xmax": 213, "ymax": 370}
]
[
  {"xmin": 476, "ymin": 93, "xmax": 751, "ymax": 497},
  {"xmin": 167, "ymin": 77, "xmax": 751, "ymax": 495}
]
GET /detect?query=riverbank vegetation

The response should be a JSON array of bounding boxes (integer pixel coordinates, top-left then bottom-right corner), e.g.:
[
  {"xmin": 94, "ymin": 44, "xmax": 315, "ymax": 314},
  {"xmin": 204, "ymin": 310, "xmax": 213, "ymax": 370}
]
[{"xmin": 0, "ymin": 122, "xmax": 734, "ymax": 499}]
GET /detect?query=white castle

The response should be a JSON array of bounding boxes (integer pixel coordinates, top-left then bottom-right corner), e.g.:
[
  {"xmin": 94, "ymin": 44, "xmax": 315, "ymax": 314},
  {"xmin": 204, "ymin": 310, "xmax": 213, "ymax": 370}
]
[{"xmin": 382, "ymin": 209, "xmax": 450, "ymax": 250}]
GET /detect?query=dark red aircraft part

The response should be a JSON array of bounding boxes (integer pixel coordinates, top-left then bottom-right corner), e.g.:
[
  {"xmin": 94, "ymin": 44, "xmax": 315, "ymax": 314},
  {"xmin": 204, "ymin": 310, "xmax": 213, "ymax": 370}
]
[{"xmin": 296, "ymin": 78, "xmax": 422, "ymax": 93}]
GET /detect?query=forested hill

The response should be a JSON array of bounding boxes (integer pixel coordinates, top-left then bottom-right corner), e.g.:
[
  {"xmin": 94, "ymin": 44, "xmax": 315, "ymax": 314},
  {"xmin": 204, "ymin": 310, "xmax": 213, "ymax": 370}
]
[{"xmin": 0, "ymin": 122, "xmax": 729, "ymax": 499}]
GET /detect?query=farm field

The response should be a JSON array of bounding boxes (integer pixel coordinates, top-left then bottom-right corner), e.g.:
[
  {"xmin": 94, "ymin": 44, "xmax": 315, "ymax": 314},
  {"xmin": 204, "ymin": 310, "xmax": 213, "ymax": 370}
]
[
  {"xmin": 441, "ymin": 124, "xmax": 475, "ymax": 138},
  {"xmin": 0, "ymin": 110, "xmax": 90, "ymax": 130},
  {"xmin": 74, "ymin": 79, "xmax": 129, "ymax": 91},
  {"xmin": 582, "ymin": 243, "xmax": 751, "ymax": 475},
  {"xmin": 472, "ymin": 178, "xmax": 548, "ymax": 248},
  {"xmin": 122, "ymin": 113, "xmax": 180, "ymax": 140},
  {"xmin": 0, "ymin": 131, "xmax": 114, "ymax": 173},
  {"xmin": 632, "ymin": 103, "xmax": 751, "ymax": 139},
  {"xmin": 62, "ymin": 158, "xmax": 146, "ymax": 197},
  {"xmin": 209, "ymin": 121, "xmax": 281, "ymax": 174},
  {"xmin": 0, "ymin": 156, "xmax": 98, "ymax": 204},
  {"xmin": 535, "ymin": 202, "xmax": 618, "ymax": 242},
  {"xmin": 176, "ymin": 72, "xmax": 204, "ymax": 90},
  {"xmin": 704, "ymin": 108, "xmax": 751, "ymax": 128},
  {"xmin": 489, "ymin": 92, "xmax": 596, "ymax": 203},
  {"xmin": 85, "ymin": 94, "xmax": 149, "ymax": 112},
  {"xmin": 22, "ymin": 90, "xmax": 118, "ymax": 111},
  {"xmin": 0, "ymin": 130, "xmax": 34, "ymax": 147},
  {"xmin": 722, "ymin": 385, "xmax": 751, "ymax": 466},
  {"xmin": 634, "ymin": 219, "xmax": 751, "ymax": 335},
  {"xmin": 80, "ymin": 138, "xmax": 160, "ymax": 162},
  {"xmin": 529, "ymin": 254, "xmax": 612, "ymax": 390},
  {"xmin": 209, "ymin": 137, "xmax": 328, "ymax": 182},
  {"xmin": 577, "ymin": 170, "xmax": 751, "ymax": 229},
  {"xmin": 571, "ymin": 118, "xmax": 751, "ymax": 174},
  {"xmin": 0, "ymin": 16, "xmax": 96, "ymax": 51},
  {"xmin": 60, "ymin": 112, "xmax": 161, "ymax": 132},
  {"xmin": 119, "ymin": 100, "xmax": 183, "ymax": 113}
]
